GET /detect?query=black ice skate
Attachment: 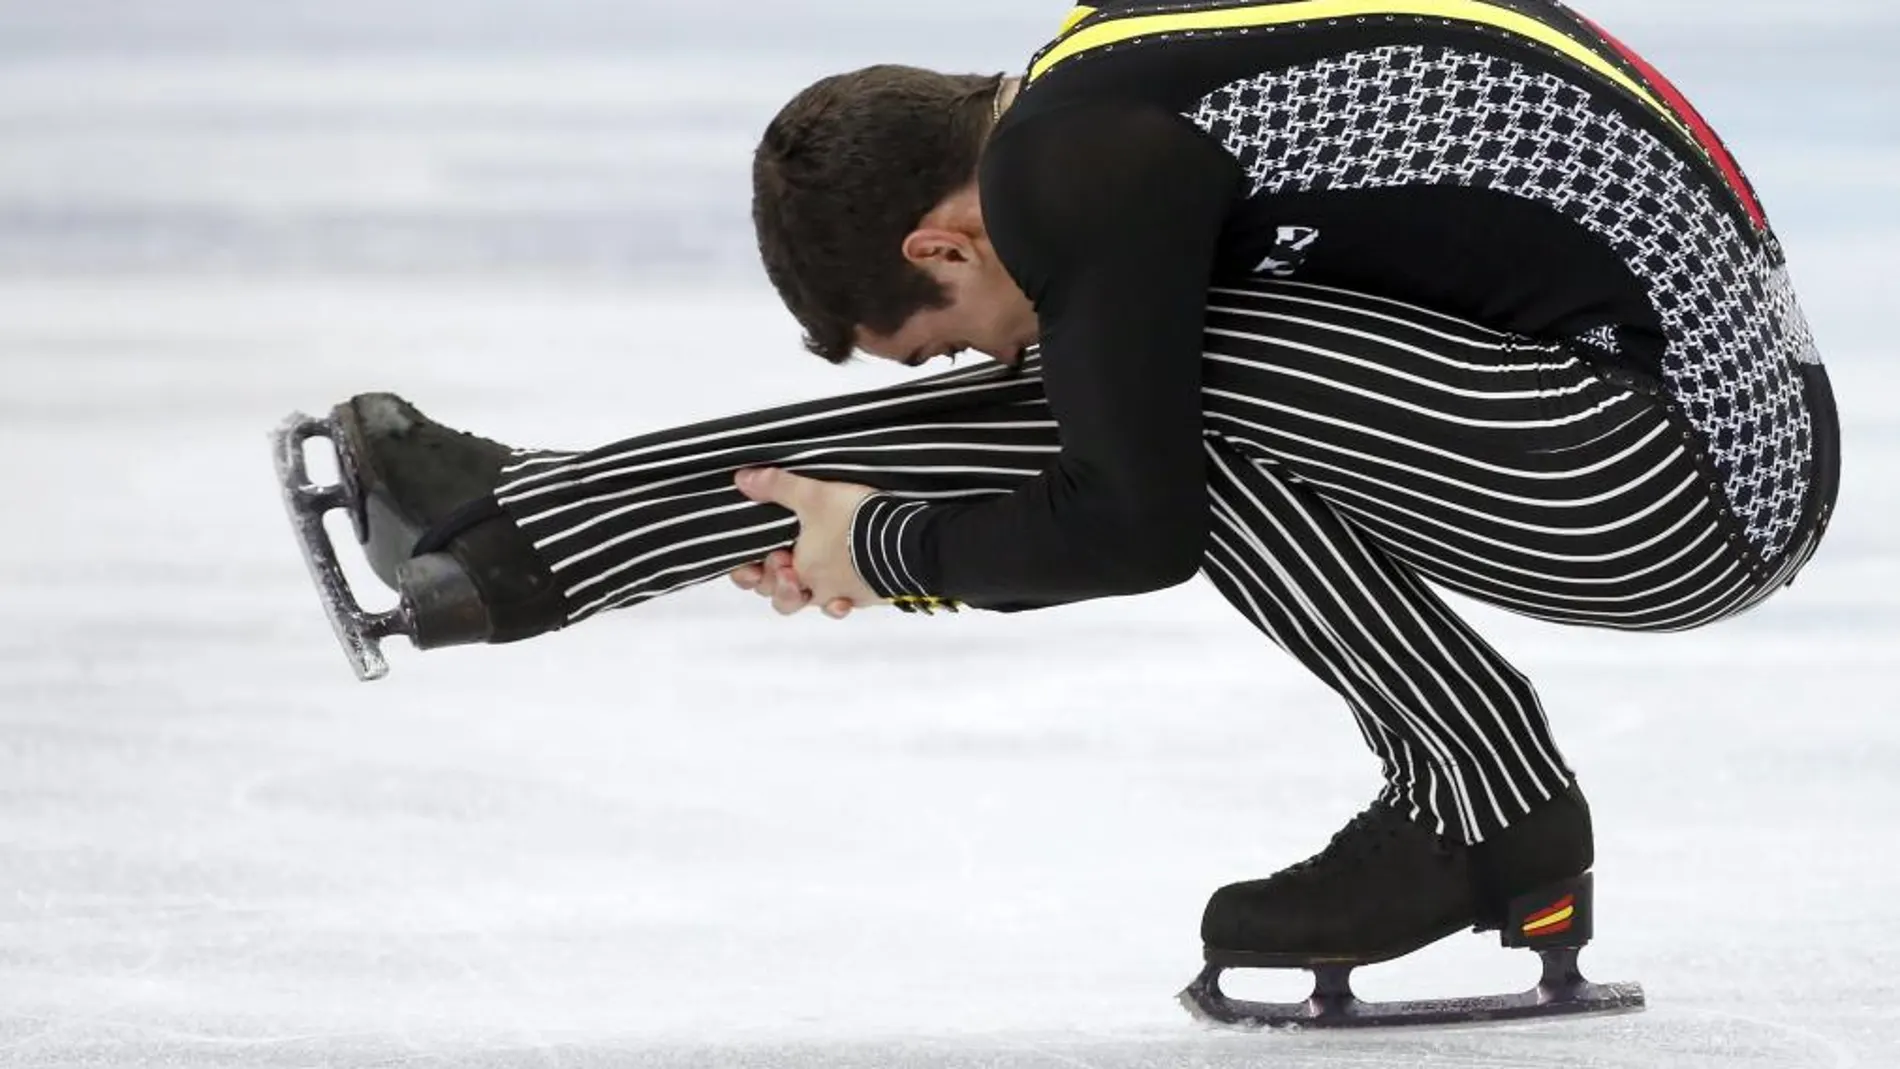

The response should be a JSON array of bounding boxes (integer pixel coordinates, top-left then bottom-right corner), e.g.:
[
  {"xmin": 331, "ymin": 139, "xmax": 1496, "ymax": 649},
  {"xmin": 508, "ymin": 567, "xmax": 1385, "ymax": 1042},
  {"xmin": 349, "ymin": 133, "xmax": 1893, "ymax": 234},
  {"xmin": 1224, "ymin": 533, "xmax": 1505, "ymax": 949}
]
[
  {"xmin": 1179, "ymin": 786, "xmax": 1644, "ymax": 1029},
  {"xmin": 271, "ymin": 395, "xmax": 564, "ymax": 680}
]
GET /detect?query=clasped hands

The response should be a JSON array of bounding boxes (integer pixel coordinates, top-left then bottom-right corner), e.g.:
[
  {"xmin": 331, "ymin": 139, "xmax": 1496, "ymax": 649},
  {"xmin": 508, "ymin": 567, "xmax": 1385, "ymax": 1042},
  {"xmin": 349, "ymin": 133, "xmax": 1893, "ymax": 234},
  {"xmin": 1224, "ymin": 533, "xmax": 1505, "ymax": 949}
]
[{"xmin": 729, "ymin": 467, "xmax": 885, "ymax": 618}]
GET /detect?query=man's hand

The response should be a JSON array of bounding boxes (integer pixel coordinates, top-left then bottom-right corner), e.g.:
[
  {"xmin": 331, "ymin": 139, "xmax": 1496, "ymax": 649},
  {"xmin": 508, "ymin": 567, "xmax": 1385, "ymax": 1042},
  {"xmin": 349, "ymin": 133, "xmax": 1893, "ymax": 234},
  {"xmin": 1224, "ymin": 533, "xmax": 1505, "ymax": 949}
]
[
  {"xmin": 730, "ymin": 548, "xmax": 845, "ymax": 617},
  {"xmin": 733, "ymin": 468, "xmax": 884, "ymax": 618}
]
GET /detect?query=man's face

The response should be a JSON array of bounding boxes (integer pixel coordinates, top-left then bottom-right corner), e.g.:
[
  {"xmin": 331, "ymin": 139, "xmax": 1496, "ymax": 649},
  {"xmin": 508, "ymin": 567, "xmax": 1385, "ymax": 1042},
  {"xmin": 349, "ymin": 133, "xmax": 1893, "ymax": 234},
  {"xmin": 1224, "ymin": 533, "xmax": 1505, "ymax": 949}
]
[{"xmin": 854, "ymin": 227, "xmax": 1039, "ymax": 369}]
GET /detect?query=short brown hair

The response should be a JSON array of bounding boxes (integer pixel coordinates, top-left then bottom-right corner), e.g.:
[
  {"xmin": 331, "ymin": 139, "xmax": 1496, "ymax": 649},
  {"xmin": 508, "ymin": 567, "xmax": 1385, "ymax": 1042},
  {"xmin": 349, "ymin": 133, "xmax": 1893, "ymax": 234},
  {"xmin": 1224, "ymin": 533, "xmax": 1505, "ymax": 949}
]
[{"xmin": 752, "ymin": 65, "xmax": 1002, "ymax": 363}]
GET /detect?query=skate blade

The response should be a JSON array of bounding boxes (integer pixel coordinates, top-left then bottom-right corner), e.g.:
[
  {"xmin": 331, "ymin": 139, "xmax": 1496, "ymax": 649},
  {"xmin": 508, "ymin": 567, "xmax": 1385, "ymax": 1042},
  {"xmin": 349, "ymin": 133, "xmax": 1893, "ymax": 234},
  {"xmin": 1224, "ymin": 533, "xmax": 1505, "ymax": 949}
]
[
  {"xmin": 271, "ymin": 411, "xmax": 415, "ymax": 682},
  {"xmin": 1178, "ymin": 953, "xmax": 1645, "ymax": 1031}
]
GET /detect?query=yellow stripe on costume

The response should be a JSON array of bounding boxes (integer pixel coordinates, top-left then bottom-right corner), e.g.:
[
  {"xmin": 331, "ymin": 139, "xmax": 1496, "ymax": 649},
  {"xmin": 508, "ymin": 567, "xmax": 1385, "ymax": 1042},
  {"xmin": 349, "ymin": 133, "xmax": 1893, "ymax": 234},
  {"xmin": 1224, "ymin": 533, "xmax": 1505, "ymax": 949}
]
[
  {"xmin": 1056, "ymin": 5, "xmax": 1098, "ymax": 36},
  {"xmin": 891, "ymin": 595, "xmax": 963, "ymax": 615},
  {"xmin": 1026, "ymin": 0, "xmax": 1690, "ymax": 145}
]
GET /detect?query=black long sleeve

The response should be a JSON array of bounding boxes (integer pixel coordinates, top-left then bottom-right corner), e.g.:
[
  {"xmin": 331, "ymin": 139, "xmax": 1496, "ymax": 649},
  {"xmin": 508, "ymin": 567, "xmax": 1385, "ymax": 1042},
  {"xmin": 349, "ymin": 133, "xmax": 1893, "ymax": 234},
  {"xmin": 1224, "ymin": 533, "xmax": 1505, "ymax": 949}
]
[{"xmin": 850, "ymin": 102, "xmax": 1242, "ymax": 611}]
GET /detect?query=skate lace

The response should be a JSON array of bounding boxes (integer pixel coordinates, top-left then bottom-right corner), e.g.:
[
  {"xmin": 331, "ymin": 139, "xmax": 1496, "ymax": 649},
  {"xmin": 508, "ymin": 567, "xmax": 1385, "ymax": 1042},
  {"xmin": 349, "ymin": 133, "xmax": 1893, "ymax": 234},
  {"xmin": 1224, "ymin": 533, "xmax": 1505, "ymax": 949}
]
[
  {"xmin": 413, "ymin": 495, "xmax": 507, "ymax": 556},
  {"xmin": 1287, "ymin": 804, "xmax": 1444, "ymax": 875}
]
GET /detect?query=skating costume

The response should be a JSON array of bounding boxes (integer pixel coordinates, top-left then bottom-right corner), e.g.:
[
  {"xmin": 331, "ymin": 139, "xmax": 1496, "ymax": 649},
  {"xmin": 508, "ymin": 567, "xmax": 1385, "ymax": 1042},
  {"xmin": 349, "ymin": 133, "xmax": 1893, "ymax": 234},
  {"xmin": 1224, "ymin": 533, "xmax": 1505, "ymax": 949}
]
[
  {"xmin": 483, "ymin": 0, "xmax": 1839, "ymax": 845},
  {"xmin": 277, "ymin": 0, "xmax": 1840, "ymax": 1022}
]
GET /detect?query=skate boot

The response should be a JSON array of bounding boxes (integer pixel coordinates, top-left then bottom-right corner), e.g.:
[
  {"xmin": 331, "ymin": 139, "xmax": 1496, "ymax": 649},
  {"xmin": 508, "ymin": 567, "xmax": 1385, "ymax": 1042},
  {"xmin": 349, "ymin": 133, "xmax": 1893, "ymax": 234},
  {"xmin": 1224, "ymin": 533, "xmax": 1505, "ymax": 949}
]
[
  {"xmin": 272, "ymin": 395, "xmax": 565, "ymax": 680},
  {"xmin": 1180, "ymin": 785, "xmax": 1644, "ymax": 1028}
]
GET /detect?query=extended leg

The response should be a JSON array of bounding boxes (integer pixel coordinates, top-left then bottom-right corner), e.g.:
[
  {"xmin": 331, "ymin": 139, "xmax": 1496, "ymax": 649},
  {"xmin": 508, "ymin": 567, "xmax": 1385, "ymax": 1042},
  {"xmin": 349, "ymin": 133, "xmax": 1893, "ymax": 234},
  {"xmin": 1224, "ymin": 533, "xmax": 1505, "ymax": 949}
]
[
  {"xmin": 493, "ymin": 360, "xmax": 1058, "ymax": 623},
  {"xmin": 275, "ymin": 358, "xmax": 1063, "ymax": 675}
]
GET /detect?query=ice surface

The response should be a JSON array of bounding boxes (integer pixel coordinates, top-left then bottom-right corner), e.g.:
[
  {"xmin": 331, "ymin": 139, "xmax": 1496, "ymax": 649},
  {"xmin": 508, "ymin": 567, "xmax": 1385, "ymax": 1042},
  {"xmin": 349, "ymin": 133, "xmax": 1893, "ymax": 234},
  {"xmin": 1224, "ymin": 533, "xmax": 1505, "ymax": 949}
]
[{"xmin": 1, "ymin": 3, "xmax": 1895, "ymax": 1067}]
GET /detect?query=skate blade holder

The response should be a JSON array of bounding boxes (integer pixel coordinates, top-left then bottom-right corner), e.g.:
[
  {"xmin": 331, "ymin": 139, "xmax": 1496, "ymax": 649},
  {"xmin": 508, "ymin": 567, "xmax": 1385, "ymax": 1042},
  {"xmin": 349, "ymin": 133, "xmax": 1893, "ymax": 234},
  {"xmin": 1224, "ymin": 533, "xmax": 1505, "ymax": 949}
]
[
  {"xmin": 1180, "ymin": 873, "xmax": 1645, "ymax": 1030},
  {"xmin": 271, "ymin": 412, "xmax": 416, "ymax": 682}
]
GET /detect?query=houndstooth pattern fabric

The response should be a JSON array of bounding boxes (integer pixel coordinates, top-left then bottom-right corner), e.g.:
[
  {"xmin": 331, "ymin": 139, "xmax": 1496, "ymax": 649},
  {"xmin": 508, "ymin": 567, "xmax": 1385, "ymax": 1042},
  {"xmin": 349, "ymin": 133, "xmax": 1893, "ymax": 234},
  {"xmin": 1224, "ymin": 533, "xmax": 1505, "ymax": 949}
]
[{"xmin": 1186, "ymin": 45, "xmax": 1819, "ymax": 560}]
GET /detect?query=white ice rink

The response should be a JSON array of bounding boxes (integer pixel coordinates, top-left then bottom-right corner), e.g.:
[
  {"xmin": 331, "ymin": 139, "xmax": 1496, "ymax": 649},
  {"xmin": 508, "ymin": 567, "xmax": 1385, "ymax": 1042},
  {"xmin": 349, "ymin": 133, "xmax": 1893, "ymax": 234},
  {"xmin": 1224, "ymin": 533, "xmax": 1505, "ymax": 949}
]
[{"xmin": 1, "ymin": 2, "xmax": 1896, "ymax": 1066}]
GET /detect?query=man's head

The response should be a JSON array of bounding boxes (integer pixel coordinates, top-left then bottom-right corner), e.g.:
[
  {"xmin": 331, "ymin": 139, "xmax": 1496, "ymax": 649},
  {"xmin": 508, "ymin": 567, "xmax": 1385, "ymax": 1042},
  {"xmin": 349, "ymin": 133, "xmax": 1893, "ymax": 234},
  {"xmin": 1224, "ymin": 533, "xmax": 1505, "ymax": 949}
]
[{"xmin": 752, "ymin": 65, "xmax": 1037, "ymax": 367}]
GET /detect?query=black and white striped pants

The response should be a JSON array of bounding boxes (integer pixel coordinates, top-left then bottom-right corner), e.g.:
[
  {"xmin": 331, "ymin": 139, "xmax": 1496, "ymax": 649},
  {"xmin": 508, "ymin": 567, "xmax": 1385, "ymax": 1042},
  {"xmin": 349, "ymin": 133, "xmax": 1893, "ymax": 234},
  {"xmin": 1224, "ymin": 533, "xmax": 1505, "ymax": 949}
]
[{"xmin": 491, "ymin": 280, "xmax": 1838, "ymax": 843}]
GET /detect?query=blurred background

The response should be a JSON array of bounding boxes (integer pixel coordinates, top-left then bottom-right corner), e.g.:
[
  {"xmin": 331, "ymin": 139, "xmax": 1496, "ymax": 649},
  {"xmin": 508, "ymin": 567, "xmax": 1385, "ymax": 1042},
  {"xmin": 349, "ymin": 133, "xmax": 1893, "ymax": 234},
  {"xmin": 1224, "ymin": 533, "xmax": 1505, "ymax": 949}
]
[
  {"xmin": 0, "ymin": 3, "xmax": 1895, "ymax": 1066},
  {"xmin": 0, "ymin": 1, "xmax": 1891, "ymax": 284}
]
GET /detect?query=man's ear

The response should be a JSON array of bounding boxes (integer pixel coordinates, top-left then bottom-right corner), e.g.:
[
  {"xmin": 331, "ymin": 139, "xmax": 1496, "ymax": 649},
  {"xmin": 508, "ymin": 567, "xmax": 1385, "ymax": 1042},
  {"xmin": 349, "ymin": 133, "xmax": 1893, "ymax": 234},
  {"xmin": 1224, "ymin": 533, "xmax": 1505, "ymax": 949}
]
[{"xmin": 901, "ymin": 227, "xmax": 977, "ymax": 270}]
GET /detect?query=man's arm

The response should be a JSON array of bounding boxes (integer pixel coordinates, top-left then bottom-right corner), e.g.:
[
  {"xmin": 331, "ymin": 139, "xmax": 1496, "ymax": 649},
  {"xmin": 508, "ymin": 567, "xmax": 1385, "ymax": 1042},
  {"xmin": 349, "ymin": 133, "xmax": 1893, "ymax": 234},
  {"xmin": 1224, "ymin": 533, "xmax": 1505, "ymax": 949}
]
[{"xmin": 851, "ymin": 102, "xmax": 1243, "ymax": 611}]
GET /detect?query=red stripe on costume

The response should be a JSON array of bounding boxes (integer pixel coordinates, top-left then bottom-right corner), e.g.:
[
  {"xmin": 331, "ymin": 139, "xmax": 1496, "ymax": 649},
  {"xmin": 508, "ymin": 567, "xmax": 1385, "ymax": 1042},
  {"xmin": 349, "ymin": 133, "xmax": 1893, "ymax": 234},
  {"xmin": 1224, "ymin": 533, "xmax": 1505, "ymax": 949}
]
[{"xmin": 1577, "ymin": 15, "xmax": 1769, "ymax": 232}]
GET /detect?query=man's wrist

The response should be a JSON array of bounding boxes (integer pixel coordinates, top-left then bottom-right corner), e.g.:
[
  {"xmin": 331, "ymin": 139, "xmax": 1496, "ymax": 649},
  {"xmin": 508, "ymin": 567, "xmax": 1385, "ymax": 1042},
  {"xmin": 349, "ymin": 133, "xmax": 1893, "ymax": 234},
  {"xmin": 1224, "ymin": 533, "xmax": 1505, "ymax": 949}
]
[{"xmin": 848, "ymin": 494, "xmax": 962, "ymax": 613}]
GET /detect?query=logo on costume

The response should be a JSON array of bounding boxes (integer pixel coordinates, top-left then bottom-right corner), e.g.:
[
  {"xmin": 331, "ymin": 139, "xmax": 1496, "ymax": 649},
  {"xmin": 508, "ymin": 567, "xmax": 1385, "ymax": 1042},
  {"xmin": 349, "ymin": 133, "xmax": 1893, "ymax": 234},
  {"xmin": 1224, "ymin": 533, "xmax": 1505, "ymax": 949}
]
[{"xmin": 1255, "ymin": 225, "xmax": 1320, "ymax": 277}]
